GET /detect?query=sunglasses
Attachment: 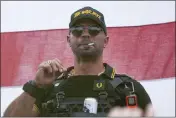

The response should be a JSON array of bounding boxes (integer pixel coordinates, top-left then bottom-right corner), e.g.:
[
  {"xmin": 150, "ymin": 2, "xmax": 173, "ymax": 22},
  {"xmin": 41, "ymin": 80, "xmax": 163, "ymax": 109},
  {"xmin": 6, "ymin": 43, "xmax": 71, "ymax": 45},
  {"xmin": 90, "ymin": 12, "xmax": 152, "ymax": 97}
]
[{"xmin": 70, "ymin": 26, "xmax": 103, "ymax": 37}]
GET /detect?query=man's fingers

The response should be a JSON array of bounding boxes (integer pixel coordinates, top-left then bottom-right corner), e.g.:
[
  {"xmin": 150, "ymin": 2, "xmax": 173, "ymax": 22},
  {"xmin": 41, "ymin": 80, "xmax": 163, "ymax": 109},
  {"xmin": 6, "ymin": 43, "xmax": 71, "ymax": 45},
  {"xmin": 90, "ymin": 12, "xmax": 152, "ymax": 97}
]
[
  {"xmin": 37, "ymin": 59, "xmax": 66, "ymax": 81},
  {"xmin": 53, "ymin": 59, "xmax": 64, "ymax": 72},
  {"xmin": 44, "ymin": 63, "xmax": 53, "ymax": 73},
  {"xmin": 39, "ymin": 62, "xmax": 53, "ymax": 73},
  {"xmin": 50, "ymin": 61, "xmax": 59, "ymax": 72},
  {"xmin": 54, "ymin": 58, "xmax": 67, "ymax": 71},
  {"xmin": 39, "ymin": 60, "xmax": 61, "ymax": 73}
]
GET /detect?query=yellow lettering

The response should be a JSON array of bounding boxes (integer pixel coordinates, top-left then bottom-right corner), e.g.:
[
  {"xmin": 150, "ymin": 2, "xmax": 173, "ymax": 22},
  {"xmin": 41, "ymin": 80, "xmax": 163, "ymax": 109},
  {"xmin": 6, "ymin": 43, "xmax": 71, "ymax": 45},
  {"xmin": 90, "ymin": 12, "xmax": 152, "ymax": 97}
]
[
  {"xmin": 97, "ymin": 15, "xmax": 101, "ymax": 19},
  {"xmin": 81, "ymin": 11, "xmax": 85, "ymax": 14},
  {"xmin": 74, "ymin": 10, "xmax": 101, "ymax": 19},
  {"xmin": 90, "ymin": 12, "xmax": 101, "ymax": 19},
  {"xmin": 74, "ymin": 12, "xmax": 81, "ymax": 18},
  {"xmin": 88, "ymin": 10, "xmax": 92, "ymax": 14},
  {"xmin": 85, "ymin": 10, "xmax": 88, "ymax": 14},
  {"xmin": 92, "ymin": 12, "xmax": 96, "ymax": 16}
]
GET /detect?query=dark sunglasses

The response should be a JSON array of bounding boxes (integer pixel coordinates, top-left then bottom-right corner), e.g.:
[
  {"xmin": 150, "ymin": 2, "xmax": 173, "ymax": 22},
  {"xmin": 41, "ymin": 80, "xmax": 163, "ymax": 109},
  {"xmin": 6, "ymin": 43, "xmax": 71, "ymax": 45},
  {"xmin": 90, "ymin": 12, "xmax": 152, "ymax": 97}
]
[{"xmin": 70, "ymin": 26, "xmax": 103, "ymax": 37}]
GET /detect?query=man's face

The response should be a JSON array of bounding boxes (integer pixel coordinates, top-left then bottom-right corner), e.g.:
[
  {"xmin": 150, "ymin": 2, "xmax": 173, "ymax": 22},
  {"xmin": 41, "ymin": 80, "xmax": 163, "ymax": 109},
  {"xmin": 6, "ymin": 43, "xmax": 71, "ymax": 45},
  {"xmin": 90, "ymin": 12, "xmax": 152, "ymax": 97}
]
[{"xmin": 67, "ymin": 19, "xmax": 109, "ymax": 60}]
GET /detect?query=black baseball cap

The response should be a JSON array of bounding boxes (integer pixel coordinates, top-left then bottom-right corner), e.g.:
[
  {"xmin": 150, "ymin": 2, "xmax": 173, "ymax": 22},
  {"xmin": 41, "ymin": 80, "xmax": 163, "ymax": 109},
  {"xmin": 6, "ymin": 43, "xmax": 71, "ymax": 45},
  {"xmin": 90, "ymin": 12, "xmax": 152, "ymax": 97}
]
[{"xmin": 69, "ymin": 6, "xmax": 107, "ymax": 35}]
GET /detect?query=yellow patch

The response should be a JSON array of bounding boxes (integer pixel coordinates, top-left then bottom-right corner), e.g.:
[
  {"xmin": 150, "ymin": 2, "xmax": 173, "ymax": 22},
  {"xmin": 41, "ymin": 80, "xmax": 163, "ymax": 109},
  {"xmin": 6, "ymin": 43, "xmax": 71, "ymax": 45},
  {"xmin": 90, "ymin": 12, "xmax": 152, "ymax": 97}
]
[
  {"xmin": 111, "ymin": 68, "xmax": 116, "ymax": 79},
  {"xmin": 74, "ymin": 11, "xmax": 81, "ymax": 18},
  {"xmin": 96, "ymin": 82, "xmax": 103, "ymax": 88}
]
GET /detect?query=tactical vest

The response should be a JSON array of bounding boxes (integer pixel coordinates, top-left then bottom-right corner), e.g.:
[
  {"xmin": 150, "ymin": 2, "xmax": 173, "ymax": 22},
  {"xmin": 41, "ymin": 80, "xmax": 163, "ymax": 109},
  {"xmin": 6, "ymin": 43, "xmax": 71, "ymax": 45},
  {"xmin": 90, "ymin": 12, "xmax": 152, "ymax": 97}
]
[{"xmin": 40, "ymin": 74, "xmax": 133, "ymax": 117}]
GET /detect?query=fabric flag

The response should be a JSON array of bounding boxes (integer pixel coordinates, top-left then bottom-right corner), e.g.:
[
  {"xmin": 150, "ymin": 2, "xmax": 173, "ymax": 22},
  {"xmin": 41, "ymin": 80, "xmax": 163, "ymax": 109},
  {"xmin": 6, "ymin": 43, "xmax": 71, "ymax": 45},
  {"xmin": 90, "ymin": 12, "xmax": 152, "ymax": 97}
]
[
  {"xmin": 1, "ymin": 22, "xmax": 175, "ymax": 86},
  {"xmin": 1, "ymin": 1, "xmax": 175, "ymax": 117}
]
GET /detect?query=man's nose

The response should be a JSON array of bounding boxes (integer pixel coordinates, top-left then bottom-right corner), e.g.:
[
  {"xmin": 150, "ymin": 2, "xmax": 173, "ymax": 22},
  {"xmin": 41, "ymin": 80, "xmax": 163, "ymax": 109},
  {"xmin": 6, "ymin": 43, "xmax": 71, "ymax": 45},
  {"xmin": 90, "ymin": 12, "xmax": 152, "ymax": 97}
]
[{"xmin": 81, "ymin": 28, "xmax": 90, "ymax": 38}]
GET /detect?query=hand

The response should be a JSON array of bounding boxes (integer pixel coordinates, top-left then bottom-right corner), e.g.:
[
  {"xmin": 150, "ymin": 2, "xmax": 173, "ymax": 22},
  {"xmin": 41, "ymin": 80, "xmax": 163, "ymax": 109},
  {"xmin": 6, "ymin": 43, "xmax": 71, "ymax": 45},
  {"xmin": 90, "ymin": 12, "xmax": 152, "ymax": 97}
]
[
  {"xmin": 34, "ymin": 58, "xmax": 66, "ymax": 88},
  {"xmin": 108, "ymin": 104, "xmax": 154, "ymax": 117}
]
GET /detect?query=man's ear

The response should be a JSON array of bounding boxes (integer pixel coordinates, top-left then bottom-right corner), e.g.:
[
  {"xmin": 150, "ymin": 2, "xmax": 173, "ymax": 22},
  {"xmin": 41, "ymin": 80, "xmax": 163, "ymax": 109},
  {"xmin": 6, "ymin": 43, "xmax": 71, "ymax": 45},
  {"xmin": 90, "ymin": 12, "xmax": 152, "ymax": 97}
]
[
  {"xmin": 67, "ymin": 35, "xmax": 71, "ymax": 46},
  {"xmin": 104, "ymin": 36, "xmax": 109, "ymax": 48}
]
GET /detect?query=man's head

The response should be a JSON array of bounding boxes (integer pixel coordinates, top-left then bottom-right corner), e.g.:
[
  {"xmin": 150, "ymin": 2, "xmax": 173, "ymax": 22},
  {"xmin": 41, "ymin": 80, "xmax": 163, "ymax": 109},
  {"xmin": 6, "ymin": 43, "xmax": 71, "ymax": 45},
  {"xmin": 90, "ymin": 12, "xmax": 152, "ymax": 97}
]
[{"xmin": 67, "ymin": 6, "xmax": 109, "ymax": 62}]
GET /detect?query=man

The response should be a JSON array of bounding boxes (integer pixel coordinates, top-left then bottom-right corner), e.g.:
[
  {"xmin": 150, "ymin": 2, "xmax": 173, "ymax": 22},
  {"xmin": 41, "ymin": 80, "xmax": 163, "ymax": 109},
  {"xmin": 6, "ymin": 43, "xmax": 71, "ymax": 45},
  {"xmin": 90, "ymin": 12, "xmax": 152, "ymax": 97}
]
[{"xmin": 3, "ymin": 6, "xmax": 154, "ymax": 117}]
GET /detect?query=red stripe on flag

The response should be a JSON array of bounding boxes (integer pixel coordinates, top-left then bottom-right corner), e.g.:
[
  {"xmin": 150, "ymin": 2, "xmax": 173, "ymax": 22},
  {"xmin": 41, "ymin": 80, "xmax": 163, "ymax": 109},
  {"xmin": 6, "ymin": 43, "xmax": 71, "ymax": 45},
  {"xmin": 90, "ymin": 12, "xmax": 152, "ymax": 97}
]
[{"xmin": 1, "ymin": 22, "xmax": 175, "ymax": 86}]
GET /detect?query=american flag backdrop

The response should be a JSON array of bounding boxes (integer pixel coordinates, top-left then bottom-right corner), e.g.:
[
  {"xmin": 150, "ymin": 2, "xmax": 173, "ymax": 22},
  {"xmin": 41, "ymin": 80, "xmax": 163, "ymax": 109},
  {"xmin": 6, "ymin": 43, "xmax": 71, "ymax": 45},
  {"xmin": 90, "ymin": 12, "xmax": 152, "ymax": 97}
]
[{"xmin": 1, "ymin": 1, "xmax": 175, "ymax": 116}]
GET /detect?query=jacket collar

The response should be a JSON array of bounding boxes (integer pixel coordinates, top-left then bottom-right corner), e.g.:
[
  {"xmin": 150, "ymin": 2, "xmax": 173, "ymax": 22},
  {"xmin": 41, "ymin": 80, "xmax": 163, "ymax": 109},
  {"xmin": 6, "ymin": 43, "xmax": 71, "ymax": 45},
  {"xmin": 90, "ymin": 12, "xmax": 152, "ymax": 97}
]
[{"xmin": 67, "ymin": 63, "xmax": 116, "ymax": 79}]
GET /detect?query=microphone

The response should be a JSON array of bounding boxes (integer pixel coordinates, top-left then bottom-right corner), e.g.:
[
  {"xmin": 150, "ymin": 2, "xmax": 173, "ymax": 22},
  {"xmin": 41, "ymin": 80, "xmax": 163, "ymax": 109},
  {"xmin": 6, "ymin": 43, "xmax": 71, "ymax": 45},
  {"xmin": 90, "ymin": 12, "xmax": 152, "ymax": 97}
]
[{"xmin": 83, "ymin": 97, "xmax": 98, "ymax": 114}]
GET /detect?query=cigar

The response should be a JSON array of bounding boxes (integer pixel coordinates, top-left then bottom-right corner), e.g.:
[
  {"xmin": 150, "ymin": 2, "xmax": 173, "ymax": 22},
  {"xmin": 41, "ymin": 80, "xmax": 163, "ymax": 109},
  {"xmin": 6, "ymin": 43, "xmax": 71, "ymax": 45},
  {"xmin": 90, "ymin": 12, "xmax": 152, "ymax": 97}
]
[{"xmin": 88, "ymin": 43, "xmax": 94, "ymax": 46}]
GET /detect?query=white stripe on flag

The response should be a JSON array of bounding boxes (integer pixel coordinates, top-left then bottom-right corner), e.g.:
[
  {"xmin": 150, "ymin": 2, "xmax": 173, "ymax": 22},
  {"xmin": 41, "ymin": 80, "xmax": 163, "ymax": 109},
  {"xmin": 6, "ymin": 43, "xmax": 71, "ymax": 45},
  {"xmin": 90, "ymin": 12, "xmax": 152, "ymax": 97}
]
[{"xmin": 1, "ymin": 1, "xmax": 175, "ymax": 32}]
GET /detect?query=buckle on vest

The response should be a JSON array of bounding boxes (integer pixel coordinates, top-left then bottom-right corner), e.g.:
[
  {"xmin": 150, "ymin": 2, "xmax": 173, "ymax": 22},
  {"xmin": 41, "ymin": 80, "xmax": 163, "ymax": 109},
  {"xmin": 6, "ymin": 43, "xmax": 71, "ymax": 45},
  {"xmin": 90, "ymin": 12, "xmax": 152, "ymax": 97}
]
[
  {"xmin": 124, "ymin": 82, "xmax": 135, "ymax": 94},
  {"xmin": 56, "ymin": 91, "xmax": 65, "ymax": 98},
  {"xmin": 98, "ymin": 91, "xmax": 108, "ymax": 100},
  {"xmin": 56, "ymin": 91, "xmax": 65, "ymax": 108}
]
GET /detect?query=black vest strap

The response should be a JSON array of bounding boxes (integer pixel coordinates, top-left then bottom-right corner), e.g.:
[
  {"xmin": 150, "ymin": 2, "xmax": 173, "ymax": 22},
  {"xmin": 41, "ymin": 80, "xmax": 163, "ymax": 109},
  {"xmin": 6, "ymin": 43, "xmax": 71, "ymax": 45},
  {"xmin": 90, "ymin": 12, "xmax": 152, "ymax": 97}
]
[{"xmin": 109, "ymin": 74, "xmax": 131, "ymax": 89}]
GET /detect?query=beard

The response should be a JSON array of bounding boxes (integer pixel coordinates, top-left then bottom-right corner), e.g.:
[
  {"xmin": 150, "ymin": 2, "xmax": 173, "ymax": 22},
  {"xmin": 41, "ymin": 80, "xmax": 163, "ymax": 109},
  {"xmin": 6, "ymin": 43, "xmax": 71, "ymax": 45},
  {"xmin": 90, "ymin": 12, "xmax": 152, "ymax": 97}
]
[{"xmin": 71, "ymin": 44, "xmax": 103, "ymax": 63}]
